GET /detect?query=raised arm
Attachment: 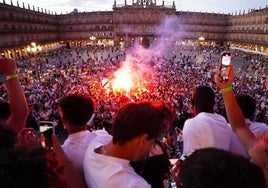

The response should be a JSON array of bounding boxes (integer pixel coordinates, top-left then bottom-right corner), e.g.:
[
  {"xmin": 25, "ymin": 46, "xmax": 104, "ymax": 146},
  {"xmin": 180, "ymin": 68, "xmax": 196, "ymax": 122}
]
[
  {"xmin": 0, "ymin": 58, "xmax": 28, "ymax": 134},
  {"xmin": 214, "ymin": 65, "xmax": 256, "ymax": 151}
]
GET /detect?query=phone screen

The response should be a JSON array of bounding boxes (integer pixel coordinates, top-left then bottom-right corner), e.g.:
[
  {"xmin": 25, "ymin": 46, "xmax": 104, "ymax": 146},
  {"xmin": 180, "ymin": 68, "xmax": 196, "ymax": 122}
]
[
  {"xmin": 220, "ymin": 52, "xmax": 231, "ymax": 81},
  {"xmin": 39, "ymin": 122, "xmax": 54, "ymax": 151},
  {"xmin": 42, "ymin": 128, "xmax": 53, "ymax": 151},
  {"xmin": 163, "ymin": 178, "xmax": 177, "ymax": 188},
  {"xmin": 221, "ymin": 55, "xmax": 231, "ymax": 66}
]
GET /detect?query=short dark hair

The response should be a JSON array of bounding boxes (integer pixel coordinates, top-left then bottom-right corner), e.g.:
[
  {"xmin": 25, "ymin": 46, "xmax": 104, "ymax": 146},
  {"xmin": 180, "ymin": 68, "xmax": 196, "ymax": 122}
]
[
  {"xmin": 59, "ymin": 94, "xmax": 94, "ymax": 127},
  {"xmin": 193, "ymin": 86, "xmax": 215, "ymax": 114},
  {"xmin": 112, "ymin": 102, "xmax": 173, "ymax": 144},
  {"xmin": 236, "ymin": 94, "xmax": 256, "ymax": 120},
  {"xmin": 0, "ymin": 147, "xmax": 66, "ymax": 188},
  {"xmin": 0, "ymin": 126, "xmax": 16, "ymax": 153},
  {"xmin": 180, "ymin": 148, "xmax": 266, "ymax": 188},
  {"xmin": 0, "ymin": 99, "xmax": 10, "ymax": 120}
]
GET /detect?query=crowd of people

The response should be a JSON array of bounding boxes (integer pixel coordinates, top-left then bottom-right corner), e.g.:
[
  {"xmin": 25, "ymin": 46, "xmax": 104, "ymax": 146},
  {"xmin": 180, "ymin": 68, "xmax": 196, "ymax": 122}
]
[
  {"xmin": 0, "ymin": 42, "xmax": 267, "ymax": 187},
  {"xmin": 2, "ymin": 43, "xmax": 267, "ymax": 132}
]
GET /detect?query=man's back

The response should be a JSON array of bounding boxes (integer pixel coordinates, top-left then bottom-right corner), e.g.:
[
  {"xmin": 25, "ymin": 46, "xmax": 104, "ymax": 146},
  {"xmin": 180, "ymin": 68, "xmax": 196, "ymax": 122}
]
[
  {"xmin": 62, "ymin": 129, "xmax": 107, "ymax": 176},
  {"xmin": 183, "ymin": 112, "xmax": 232, "ymax": 156},
  {"xmin": 247, "ymin": 119, "xmax": 268, "ymax": 135},
  {"xmin": 236, "ymin": 94, "xmax": 268, "ymax": 135},
  {"xmin": 59, "ymin": 93, "xmax": 95, "ymax": 177},
  {"xmin": 182, "ymin": 85, "xmax": 248, "ymax": 158}
]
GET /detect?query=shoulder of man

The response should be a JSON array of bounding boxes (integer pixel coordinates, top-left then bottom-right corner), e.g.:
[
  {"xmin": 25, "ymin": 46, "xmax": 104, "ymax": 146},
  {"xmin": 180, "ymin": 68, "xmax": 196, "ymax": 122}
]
[{"xmin": 93, "ymin": 129, "xmax": 112, "ymax": 137}]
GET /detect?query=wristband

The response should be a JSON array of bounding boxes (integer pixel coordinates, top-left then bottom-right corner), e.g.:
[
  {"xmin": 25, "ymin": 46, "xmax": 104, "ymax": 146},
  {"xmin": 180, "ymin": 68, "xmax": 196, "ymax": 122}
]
[
  {"xmin": 221, "ymin": 85, "xmax": 232, "ymax": 93},
  {"xmin": 6, "ymin": 73, "xmax": 18, "ymax": 81}
]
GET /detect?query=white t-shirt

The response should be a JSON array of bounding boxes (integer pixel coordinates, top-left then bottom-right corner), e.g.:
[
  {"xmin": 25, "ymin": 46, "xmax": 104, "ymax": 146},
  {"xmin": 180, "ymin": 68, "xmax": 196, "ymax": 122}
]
[
  {"xmin": 83, "ymin": 132, "xmax": 151, "ymax": 188},
  {"xmin": 62, "ymin": 129, "xmax": 108, "ymax": 176},
  {"xmin": 183, "ymin": 112, "xmax": 235, "ymax": 156},
  {"xmin": 246, "ymin": 119, "xmax": 268, "ymax": 135},
  {"xmin": 226, "ymin": 119, "xmax": 268, "ymax": 159}
]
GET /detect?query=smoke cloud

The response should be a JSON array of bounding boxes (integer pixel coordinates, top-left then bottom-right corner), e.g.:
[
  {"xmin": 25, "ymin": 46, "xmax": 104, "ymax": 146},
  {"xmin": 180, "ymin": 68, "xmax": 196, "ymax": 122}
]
[{"xmin": 110, "ymin": 16, "xmax": 185, "ymax": 95}]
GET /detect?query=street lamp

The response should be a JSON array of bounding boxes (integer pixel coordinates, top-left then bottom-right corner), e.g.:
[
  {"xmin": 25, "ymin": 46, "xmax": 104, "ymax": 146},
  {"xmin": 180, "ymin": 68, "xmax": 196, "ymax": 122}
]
[
  {"xmin": 27, "ymin": 42, "xmax": 42, "ymax": 80},
  {"xmin": 198, "ymin": 36, "xmax": 205, "ymax": 42},
  {"xmin": 90, "ymin": 35, "xmax": 96, "ymax": 46},
  {"xmin": 90, "ymin": 35, "xmax": 96, "ymax": 40},
  {"xmin": 31, "ymin": 42, "xmax": 36, "ymax": 47},
  {"xmin": 26, "ymin": 42, "xmax": 42, "ymax": 56},
  {"xmin": 198, "ymin": 36, "xmax": 205, "ymax": 46}
]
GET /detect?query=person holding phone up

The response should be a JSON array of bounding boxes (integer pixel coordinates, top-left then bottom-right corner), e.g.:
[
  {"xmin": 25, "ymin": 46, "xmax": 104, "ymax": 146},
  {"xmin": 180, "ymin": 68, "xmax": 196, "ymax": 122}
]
[
  {"xmin": 219, "ymin": 51, "xmax": 232, "ymax": 82},
  {"xmin": 214, "ymin": 64, "xmax": 268, "ymax": 186},
  {"xmin": 182, "ymin": 51, "xmax": 247, "ymax": 158}
]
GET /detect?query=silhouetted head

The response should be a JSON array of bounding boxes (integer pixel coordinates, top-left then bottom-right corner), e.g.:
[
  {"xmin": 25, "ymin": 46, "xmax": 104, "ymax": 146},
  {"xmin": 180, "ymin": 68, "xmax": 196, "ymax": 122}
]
[
  {"xmin": 0, "ymin": 147, "xmax": 66, "ymax": 188},
  {"xmin": 180, "ymin": 148, "xmax": 266, "ymax": 188},
  {"xmin": 192, "ymin": 86, "xmax": 215, "ymax": 114},
  {"xmin": 112, "ymin": 101, "xmax": 173, "ymax": 145},
  {"xmin": 59, "ymin": 94, "xmax": 94, "ymax": 128},
  {"xmin": 0, "ymin": 99, "xmax": 10, "ymax": 120},
  {"xmin": 236, "ymin": 94, "xmax": 256, "ymax": 120}
]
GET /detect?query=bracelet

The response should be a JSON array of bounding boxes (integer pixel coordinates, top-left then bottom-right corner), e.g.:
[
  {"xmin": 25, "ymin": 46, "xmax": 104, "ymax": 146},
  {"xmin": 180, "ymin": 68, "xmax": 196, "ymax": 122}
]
[
  {"xmin": 6, "ymin": 73, "xmax": 18, "ymax": 81},
  {"xmin": 221, "ymin": 85, "xmax": 232, "ymax": 93}
]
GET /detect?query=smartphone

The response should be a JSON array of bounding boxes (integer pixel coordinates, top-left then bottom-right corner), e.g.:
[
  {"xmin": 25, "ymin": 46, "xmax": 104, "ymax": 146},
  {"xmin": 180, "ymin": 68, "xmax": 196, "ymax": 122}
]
[
  {"xmin": 39, "ymin": 121, "xmax": 54, "ymax": 151},
  {"xmin": 219, "ymin": 52, "xmax": 232, "ymax": 81},
  {"xmin": 163, "ymin": 178, "xmax": 177, "ymax": 188}
]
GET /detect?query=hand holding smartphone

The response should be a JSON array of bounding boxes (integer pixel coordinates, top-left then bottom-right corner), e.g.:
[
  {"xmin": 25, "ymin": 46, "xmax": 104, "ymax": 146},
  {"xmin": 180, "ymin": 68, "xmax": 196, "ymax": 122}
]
[
  {"xmin": 219, "ymin": 51, "xmax": 232, "ymax": 82},
  {"xmin": 39, "ymin": 122, "xmax": 55, "ymax": 151}
]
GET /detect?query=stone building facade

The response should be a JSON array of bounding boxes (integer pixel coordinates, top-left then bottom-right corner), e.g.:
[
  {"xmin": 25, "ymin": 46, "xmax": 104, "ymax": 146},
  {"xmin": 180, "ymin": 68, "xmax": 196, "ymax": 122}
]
[{"xmin": 0, "ymin": 0, "xmax": 267, "ymax": 58}]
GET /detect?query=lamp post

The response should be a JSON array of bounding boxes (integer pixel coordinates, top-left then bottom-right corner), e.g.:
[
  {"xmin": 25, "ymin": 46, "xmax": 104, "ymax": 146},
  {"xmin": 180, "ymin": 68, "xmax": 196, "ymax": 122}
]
[
  {"xmin": 27, "ymin": 42, "xmax": 42, "ymax": 80},
  {"xmin": 198, "ymin": 36, "xmax": 205, "ymax": 45},
  {"xmin": 90, "ymin": 35, "xmax": 96, "ymax": 46},
  {"xmin": 198, "ymin": 36, "xmax": 205, "ymax": 50}
]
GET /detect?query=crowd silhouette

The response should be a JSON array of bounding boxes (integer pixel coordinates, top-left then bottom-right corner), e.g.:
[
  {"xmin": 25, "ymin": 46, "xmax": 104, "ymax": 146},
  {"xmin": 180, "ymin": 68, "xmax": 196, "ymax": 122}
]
[{"xmin": 0, "ymin": 43, "xmax": 267, "ymax": 188}]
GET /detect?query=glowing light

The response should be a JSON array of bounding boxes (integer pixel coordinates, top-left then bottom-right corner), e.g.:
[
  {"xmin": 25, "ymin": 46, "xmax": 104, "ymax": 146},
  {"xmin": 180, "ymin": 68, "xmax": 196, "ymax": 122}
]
[
  {"xmin": 198, "ymin": 36, "xmax": 205, "ymax": 41},
  {"xmin": 26, "ymin": 46, "xmax": 31, "ymax": 52},
  {"xmin": 31, "ymin": 47, "xmax": 37, "ymax": 53},
  {"xmin": 31, "ymin": 42, "xmax": 36, "ymax": 47},
  {"xmin": 37, "ymin": 46, "xmax": 42, "ymax": 51},
  {"xmin": 90, "ymin": 35, "xmax": 96, "ymax": 41},
  {"xmin": 111, "ymin": 61, "xmax": 134, "ymax": 93}
]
